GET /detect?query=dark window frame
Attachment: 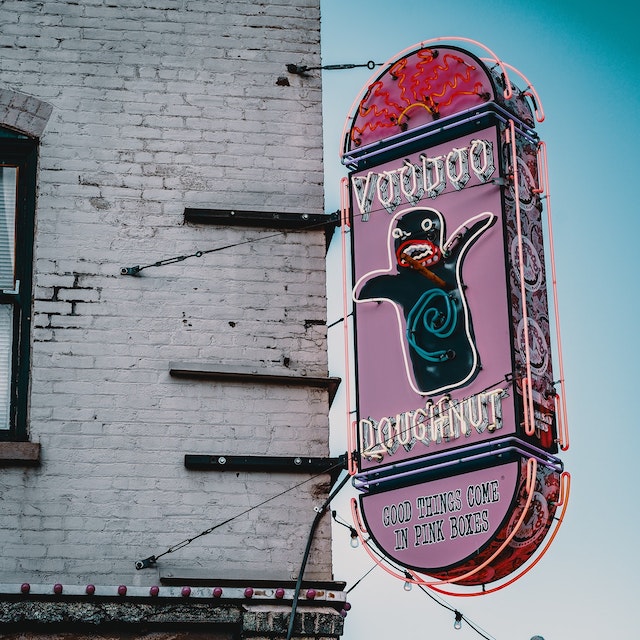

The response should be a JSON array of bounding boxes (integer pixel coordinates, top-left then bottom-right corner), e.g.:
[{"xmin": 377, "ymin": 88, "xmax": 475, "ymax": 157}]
[{"xmin": 0, "ymin": 128, "xmax": 37, "ymax": 442}]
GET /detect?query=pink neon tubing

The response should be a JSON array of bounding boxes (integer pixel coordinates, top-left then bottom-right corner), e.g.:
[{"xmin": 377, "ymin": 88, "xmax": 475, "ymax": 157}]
[
  {"xmin": 482, "ymin": 58, "xmax": 545, "ymax": 123},
  {"xmin": 536, "ymin": 141, "xmax": 569, "ymax": 450},
  {"xmin": 350, "ymin": 458, "xmax": 539, "ymax": 588},
  {"xmin": 339, "ymin": 37, "xmax": 513, "ymax": 160},
  {"xmin": 340, "ymin": 177, "xmax": 358, "ymax": 475},
  {"xmin": 429, "ymin": 471, "xmax": 571, "ymax": 597}
]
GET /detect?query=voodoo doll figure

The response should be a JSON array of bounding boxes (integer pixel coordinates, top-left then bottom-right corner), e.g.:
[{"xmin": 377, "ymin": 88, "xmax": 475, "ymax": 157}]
[{"xmin": 354, "ymin": 207, "xmax": 496, "ymax": 395}]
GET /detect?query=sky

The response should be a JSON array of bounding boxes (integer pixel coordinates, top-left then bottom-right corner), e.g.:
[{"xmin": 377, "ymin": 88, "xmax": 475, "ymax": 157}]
[{"xmin": 320, "ymin": 1, "xmax": 640, "ymax": 639}]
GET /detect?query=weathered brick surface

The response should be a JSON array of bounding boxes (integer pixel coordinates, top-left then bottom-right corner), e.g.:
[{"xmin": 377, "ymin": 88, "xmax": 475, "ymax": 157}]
[
  {"xmin": 0, "ymin": 634, "xmax": 233, "ymax": 640},
  {"xmin": 0, "ymin": 0, "xmax": 333, "ymax": 599},
  {"xmin": 0, "ymin": 602, "xmax": 342, "ymax": 638}
]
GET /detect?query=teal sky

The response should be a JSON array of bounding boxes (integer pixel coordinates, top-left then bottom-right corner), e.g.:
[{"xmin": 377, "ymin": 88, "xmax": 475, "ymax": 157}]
[{"xmin": 321, "ymin": 2, "xmax": 640, "ymax": 639}]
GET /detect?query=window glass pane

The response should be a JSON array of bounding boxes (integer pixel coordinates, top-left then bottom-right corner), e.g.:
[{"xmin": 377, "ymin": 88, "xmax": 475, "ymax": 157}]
[
  {"xmin": 0, "ymin": 166, "xmax": 17, "ymax": 290},
  {"xmin": 0, "ymin": 304, "xmax": 12, "ymax": 429}
]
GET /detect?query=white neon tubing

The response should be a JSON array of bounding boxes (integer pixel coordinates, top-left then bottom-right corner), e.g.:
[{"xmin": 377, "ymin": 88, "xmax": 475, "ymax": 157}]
[
  {"xmin": 482, "ymin": 58, "xmax": 545, "ymax": 123},
  {"xmin": 400, "ymin": 161, "xmax": 419, "ymax": 202},
  {"xmin": 537, "ymin": 141, "xmax": 569, "ymax": 450}
]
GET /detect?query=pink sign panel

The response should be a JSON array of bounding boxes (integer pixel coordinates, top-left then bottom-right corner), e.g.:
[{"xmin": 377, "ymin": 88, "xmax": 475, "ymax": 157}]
[
  {"xmin": 351, "ymin": 126, "xmax": 521, "ymax": 471},
  {"xmin": 358, "ymin": 458, "xmax": 560, "ymax": 584}
]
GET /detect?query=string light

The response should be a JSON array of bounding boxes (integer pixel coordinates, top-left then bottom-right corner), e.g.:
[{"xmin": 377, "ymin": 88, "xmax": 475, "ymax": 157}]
[
  {"xmin": 331, "ymin": 510, "xmax": 360, "ymax": 548},
  {"xmin": 337, "ymin": 524, "xmax": 499, "ymax": 640},
  {"xmin": 454, "ymin": 610, "xmax": 463, "ymax": 630}
]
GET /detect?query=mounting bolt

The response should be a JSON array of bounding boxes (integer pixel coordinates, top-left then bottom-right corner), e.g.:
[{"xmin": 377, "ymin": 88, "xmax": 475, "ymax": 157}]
[{"xmin": 121, "ymin": 266, "xmax": 141, "ymax": 276}]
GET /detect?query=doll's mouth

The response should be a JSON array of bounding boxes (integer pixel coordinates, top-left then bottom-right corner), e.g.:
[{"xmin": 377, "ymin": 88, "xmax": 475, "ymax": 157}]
[
  {"xmin": 396, "ymin": 239, "xmax": 441, "ymax": 267},
  {"xmin": 397, "ymin": 240, "xmax": 449, "ymax": 289}
]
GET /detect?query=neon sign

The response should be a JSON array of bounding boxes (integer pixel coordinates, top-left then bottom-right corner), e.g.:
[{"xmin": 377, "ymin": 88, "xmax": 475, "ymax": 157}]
[{"xmin": 340, "ymin": 39, "xmax": 569, "ymax": 591}]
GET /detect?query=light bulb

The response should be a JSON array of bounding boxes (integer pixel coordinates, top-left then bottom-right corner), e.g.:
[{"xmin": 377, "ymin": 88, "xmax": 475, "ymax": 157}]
[
  {"xmin": 349, "ymin": 532, "xmax": 359, "ymax": 548},
  {"xmin": 454, "ymin": 611, "xmax": 463, "ymax": 630},
  {"xmin": 403, "ymin": 581, "xmax": 413, "ymax": 591}
]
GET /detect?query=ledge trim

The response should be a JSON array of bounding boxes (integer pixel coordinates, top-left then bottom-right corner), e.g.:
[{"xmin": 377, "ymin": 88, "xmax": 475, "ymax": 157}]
[{"xmin": 169, "ymin": 363, "xmax": 341, "ymax": 405}]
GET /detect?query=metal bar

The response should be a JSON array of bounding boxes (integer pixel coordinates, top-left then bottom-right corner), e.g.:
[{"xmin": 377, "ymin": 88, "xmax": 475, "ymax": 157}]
[
  {"xmin": 352, "ymin": 436, "xmax": 563, "ymax": 492},
  {"xmin": 184, "ymin": 208, "xmax": 340, "ymax": 230},
  {"xmin": 184, "ymin": 454, "xmax": 347, "ymax": 475}
]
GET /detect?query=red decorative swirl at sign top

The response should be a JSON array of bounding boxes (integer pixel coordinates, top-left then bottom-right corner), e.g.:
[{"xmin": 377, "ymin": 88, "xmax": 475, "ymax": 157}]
[{"xmin": 348, "ymin": 48, "xmax": 495, "ymax": 150}]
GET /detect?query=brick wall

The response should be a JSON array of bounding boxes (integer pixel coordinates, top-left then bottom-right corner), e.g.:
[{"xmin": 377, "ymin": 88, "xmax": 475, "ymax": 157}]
[{"xmin": 0, "ymin": 0, "xmax": 335, "ymax": 600}]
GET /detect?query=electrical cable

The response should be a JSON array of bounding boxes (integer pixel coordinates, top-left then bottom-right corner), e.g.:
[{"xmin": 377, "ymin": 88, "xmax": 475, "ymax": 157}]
[
  {"xmin": 327, "ymin": 312, "xmax": 352, "ymax": 329},
  {"xmin": 360, "ymin": 531, "xmax": 498, "ymax": 637},
  {"xmin": 345, "ymin": 564, "xmax": 376, "ymax": 595},
  {"xmin": 285, "ymin": 470, "xmax": 352, "ymax": 640},
  {"xmin": 334, "ymin": 521, "xmax": 499, "ymax": 640}
]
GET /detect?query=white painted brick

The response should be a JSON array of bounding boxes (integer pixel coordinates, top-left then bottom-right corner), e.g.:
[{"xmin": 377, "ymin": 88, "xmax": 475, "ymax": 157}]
[{"xmin": 0, "ymin": 0, "xmax": 332, "ymax": 592}]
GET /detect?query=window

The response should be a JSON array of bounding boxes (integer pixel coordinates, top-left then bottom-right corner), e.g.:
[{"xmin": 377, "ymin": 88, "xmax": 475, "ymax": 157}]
[{"xmin": 0, "ymin": 127, "xmax": 37, "ymax": 441}]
